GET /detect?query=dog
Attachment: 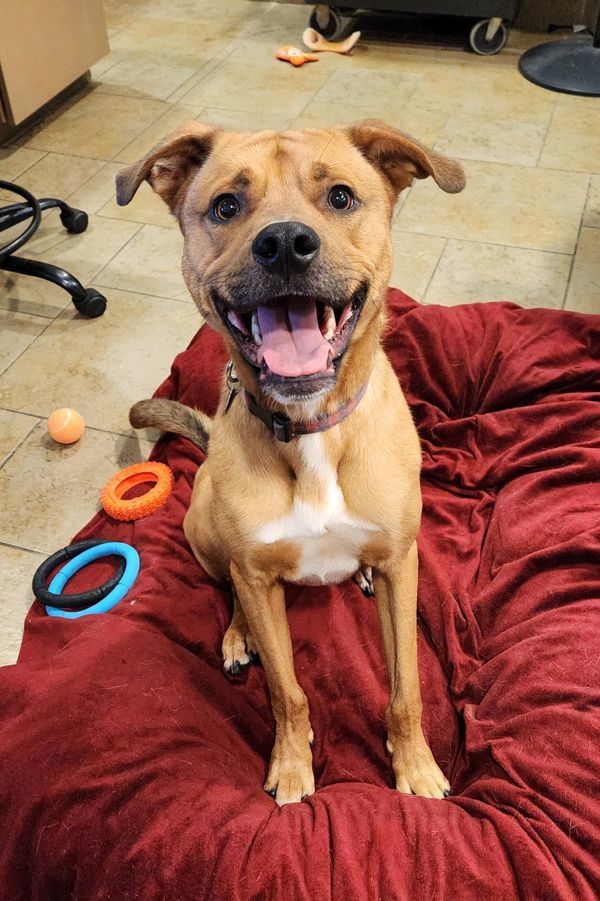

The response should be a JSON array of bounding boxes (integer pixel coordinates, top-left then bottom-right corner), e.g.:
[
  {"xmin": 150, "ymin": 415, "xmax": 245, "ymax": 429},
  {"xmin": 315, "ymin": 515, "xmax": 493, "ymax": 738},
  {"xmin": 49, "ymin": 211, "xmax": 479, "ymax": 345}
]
[{"xmin": 117, "ymin": 119, "xmax": 465, "ymax": 806}]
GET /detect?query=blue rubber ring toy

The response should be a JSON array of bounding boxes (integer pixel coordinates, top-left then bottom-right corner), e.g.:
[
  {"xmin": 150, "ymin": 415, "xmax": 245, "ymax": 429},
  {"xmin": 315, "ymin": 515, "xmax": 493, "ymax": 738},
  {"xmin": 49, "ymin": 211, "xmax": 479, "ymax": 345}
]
[{"xmin": 45, "ymin": 542, "xmax": 140, "ymax": 619}]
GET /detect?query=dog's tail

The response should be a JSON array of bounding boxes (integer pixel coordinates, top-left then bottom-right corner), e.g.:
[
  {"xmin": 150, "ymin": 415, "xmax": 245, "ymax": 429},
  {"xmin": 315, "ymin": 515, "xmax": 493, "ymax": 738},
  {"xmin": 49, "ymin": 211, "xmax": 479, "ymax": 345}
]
[{"xmin": 129, "ymin": 399, "xmax": 211, "ymax": 453}]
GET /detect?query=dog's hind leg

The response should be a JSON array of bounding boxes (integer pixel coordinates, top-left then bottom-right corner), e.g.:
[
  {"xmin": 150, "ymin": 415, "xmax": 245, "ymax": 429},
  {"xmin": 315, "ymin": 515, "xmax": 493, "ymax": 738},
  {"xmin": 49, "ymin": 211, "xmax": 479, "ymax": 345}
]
[{"xmin": 222, "ymin": 585, "xmax": 258, "ymax": 675}]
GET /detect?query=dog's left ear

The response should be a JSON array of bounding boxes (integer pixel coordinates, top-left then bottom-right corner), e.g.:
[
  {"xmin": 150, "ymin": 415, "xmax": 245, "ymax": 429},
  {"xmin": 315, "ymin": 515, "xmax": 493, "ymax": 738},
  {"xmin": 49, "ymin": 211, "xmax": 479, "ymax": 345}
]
[
  {"xmin": 116, "ymin": 121, "xmax": 221, "ymax": 213},
  {"xmin": 347, "ymin": 119, "xmax": 465, "ymax": 199}
]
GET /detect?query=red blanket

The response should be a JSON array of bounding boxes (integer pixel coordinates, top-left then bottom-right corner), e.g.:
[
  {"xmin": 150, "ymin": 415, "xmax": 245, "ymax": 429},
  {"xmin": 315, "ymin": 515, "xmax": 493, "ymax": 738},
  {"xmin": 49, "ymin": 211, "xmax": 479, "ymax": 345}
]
[{"xmin": 2, "ymin": 291, "xmax": 599, "ymax": 900}]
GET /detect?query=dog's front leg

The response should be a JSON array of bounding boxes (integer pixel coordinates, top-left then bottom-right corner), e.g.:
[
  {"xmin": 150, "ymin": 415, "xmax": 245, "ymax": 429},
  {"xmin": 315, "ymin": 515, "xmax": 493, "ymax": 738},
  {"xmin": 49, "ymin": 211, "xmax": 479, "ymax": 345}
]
[
  {"xmin": 374, "ymin": 542, "xmax": 450, "ymax": 799},
  {"xmin": 230, "ymin": 562, "xmax": 314, "ymax": 806}
]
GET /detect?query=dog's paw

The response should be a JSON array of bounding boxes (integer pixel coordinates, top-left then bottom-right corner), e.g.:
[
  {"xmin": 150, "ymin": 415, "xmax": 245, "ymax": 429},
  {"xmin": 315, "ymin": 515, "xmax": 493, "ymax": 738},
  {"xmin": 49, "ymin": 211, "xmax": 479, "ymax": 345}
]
[
  {"xmin": 353, "ymin": 566, "xmax": 374, "ymax": 597},
  {"xmin": 264, "ymin": 739, "xmax": 314, "ymax": 806},
  {"xmin": 222, "ymin": 624, "xmax": 258, "ymax": 675},
  {"xmin": 387, "ymin": 735, "xmax": 450, "ymax": 799}
]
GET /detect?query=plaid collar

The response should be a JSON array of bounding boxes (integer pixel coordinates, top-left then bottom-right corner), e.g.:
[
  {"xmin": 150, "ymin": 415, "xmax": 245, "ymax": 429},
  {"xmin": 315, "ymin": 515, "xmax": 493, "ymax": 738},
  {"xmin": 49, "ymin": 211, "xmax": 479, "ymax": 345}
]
[{"xmin": 244, "ymin": 381, "xmax": 368, "ymax": 443}]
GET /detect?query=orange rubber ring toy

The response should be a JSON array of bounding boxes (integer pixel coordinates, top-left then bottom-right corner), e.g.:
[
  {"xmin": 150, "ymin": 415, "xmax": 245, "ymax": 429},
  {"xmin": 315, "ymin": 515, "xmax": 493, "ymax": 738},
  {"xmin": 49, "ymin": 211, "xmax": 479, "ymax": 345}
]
[{"xmin": 101, "ymin": 462, "xmax": 174, "ymax": 522}]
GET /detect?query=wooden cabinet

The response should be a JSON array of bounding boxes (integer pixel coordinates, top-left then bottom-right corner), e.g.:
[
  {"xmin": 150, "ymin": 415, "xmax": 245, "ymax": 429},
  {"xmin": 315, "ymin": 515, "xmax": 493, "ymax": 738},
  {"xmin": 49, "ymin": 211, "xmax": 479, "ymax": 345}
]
[{"xmin": 0, "ymin": 0, "xmax": 109, "ymax": 126}]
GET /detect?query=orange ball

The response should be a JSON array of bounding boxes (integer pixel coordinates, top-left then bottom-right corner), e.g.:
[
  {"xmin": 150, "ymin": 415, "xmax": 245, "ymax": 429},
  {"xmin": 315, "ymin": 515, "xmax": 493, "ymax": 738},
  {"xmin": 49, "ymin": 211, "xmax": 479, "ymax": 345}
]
[{"xmin": 47, "ymin": 408, "xmax": 85, "ymax": 445}]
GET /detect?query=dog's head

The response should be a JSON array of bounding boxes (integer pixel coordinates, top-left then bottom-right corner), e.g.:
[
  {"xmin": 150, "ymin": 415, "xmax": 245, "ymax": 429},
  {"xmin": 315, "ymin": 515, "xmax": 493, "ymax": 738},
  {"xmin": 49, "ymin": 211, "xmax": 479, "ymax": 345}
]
[{"xmin": 117, "ymin": 120, "xmax": 464, "ymax": 406}]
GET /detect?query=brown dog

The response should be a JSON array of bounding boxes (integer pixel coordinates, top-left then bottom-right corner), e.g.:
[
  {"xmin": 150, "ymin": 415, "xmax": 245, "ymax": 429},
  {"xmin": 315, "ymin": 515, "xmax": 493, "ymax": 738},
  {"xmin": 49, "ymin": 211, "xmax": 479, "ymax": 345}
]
[{"xmin": 117, "ymin": 120, "xmax": 465, "ymax": 805}]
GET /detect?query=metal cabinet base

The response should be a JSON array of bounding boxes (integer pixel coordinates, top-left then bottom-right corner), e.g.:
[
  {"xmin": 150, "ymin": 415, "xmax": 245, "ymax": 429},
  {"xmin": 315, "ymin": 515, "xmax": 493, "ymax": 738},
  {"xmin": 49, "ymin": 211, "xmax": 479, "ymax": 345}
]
[{"xmin": 307, "ymin": 2, "xmax": 519, "ymax": 52}]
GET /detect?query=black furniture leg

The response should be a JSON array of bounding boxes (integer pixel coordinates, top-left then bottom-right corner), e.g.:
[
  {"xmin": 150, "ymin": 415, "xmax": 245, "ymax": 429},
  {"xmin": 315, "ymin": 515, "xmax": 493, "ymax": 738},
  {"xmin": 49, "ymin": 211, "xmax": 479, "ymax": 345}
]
[
  {"xmin": 0, "ymin": 180, "xmax": 107, "ymax": 317},
  {"xmin": 0, "ymin": 199, "xmax": 88, "ymax": 234},
  {"xmin": 1, "ymin": 255, "xmax": 107, "ymax": 318}
]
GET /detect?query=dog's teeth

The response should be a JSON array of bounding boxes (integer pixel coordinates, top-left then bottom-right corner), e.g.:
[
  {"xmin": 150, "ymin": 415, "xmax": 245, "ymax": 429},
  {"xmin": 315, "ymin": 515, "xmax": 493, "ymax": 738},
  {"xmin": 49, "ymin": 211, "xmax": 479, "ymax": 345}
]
[
  {"xmin": 251, "ymin": 311, "xmax": 262, "ymax": 345},
  {"xmin": 336, "ymin": 303, "xmax": 352, "ymax": 333},
  {"xmin": 322, "ymin": 305, "xmax": 336, "ymax": 340},
  {"xmin": 228, "ymin": 310, "xmax": 249, "ymax": 334}
]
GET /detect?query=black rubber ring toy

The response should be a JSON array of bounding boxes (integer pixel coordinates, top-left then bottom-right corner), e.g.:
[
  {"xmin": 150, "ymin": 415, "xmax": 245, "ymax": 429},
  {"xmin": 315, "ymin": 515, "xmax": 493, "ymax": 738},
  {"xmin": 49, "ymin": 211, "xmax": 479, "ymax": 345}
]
[{"xmin": 32, "ymin": 539, "xmax": 126, "ymax": 610}]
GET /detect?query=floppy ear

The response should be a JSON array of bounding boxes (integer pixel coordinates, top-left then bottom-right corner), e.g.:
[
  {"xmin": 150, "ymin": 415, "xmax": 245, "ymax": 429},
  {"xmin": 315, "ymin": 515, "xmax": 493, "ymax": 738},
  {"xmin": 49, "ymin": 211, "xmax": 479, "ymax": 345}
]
[
  {"xmin": 347, "ymin": 119, "xmax": 465, "ymax": 199},
  {"xmin": 116, "ymin": 121, "xmax": 221, "ymax": 213}
]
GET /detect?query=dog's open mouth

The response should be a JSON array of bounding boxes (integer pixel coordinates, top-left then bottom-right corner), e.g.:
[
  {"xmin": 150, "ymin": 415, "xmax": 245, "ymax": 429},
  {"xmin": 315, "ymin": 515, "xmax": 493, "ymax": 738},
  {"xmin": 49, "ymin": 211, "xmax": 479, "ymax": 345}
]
[{"xmin": 214, "ymin": 285, "xmax": 366, "ymax": 383}]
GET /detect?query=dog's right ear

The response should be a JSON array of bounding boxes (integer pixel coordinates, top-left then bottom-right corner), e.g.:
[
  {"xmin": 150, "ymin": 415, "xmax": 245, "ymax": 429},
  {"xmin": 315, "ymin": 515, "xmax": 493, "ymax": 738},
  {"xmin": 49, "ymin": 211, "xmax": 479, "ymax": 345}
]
[{"xmin": 116, "ymin": 121, "xmax": 220, "ymax": 213}]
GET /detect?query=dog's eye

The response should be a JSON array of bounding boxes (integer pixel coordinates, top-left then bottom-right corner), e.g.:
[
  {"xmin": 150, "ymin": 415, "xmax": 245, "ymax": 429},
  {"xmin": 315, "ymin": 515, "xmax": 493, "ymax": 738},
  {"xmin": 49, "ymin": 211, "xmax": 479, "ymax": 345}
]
[
  {"xmin": 328, "ymin": 185, "xmax": 355, "ymax": 211},
  {"xmin": 212, "ymin": 194, "xmax": 240, "ymax": 221}
]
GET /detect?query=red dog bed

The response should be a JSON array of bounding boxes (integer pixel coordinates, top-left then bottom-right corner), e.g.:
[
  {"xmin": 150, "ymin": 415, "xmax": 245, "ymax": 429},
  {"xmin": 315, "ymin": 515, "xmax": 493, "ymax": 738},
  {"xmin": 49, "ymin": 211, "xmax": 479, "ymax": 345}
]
[{"xmin": 1, "ymin": 291, "xmax": 599, "ymax": 900}]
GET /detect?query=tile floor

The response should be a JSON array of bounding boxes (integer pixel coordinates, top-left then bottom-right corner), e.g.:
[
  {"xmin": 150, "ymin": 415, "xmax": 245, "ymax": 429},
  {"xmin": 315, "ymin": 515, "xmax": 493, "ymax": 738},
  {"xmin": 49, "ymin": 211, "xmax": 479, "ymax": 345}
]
[{"xmin": 1, "ymin": 0, "xmax": 599, "ymax": 665}]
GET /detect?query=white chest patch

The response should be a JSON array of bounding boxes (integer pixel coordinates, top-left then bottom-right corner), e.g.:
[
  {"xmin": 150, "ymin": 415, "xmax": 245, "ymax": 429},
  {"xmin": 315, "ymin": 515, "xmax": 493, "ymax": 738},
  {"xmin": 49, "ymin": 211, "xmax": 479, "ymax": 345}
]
[{"xmin": 255, "ymin": 434, "xmax": 378, "ymax": 585}]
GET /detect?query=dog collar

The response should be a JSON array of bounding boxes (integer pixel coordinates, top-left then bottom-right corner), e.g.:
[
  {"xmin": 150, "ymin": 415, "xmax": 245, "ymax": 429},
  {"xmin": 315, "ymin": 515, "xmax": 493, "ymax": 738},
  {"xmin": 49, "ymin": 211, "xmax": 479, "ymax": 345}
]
[{"xmin": 244, "ymin": 381, "xmax": 368, "ymax": 443}]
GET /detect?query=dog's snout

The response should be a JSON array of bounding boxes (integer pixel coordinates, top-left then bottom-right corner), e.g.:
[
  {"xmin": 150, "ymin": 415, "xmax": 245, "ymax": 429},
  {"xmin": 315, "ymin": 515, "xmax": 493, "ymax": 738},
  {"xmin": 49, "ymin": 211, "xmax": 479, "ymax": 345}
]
[{"xmin": 252, "ymin": 221, "xmax": 320, "ymax": 276}]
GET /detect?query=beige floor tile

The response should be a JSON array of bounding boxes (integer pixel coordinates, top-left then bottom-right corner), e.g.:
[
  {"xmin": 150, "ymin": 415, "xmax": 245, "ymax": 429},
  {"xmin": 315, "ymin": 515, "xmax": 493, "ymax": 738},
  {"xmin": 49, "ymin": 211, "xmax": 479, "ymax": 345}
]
[
  {"xmin": 90, "ymin": 48, "xmax": 126, "ymax": 80},
  {"xmin": 27, "ymin": 215, "xmax": 140, "ymax": 279},
  {"xmin": 112, "ymin": 104, "xmax": 200, "ymax": 165},
  {"xmin": 564, "ymin": 228, "xmax": 600, "ymax": 315},
  {"xmin": 107, "ymin": 15, "xmax": 240, "ymax": 56},
  {"xmin": 98, "ymin": 181, "xmax": 177, "ymax": 228},
  {"xmin": 540, "ymin": 105, "xmax": 600, "ymax": 175},
  {"xmin": 0, "ymin": 423, "xmax": 155, "ymax": 554},
  {"xmin": 197, "ymin": 106, "xmax": 294, "ymax": 132},
  {"xmin": 552, "ymin": 92, "xmax": 600, "ymax": 111},
  {"xmin": 0, "ymin": 216, "xmax": 140, "ymax": 318},
  {"xmin": 583, "ymin": 176, "xmax": 600, "ymax": 229},
  {"xmin": 95, "ymin": 224, "xmax": 186, "ymax": 298},
  {"xmin": 177, "ymin": 56, "xmax": 330, "ymax": 118},
  {"xmin": 0, "ymin": 147, "xmax": 46, "ymax": 181},
  {"xmin": 389, "ymin": 232, "xmax": 446, "ymax": 301},
  {"xmin": 434, "ymin": 110, "xmax": 550, "ymax": 167},
  {"xmin": 314, "ymin": 67, "xmax": 423, "ymax": 118},
  {"xmin": 95, "ymin": 53, "xmax": 201, "ymax": 102},
  {"xmin": 24, "ymin": 92, "xmax": 170, "ymax": 161},
  {"xmin": 292, "ymin": 98, "xmax": 447, "ymax": 147},
  {"xmin": 239, "ymin": 0, "xmax": 307, "ymax": 36},
  {"xmin": 424, "ymin": 240, "xmax": 571, "ymax": 308},
  {"xmin": 0, "ymin": 311, "xmax": 49, "ymax": 372},
  {"xmin": 10, "ymin": 153, "xmax": 104, "ymax": 202},
  {"xmin": 66, "ymin": 162, "xmax": 123, "ymax": 214},
  {"xmin": 102, "ymin": 0, "xmax": 148, "ymax": 28},
  {"xmin": 66, "ymin": 158, "xmax": 175, "ymax": 227},
  {"xmin": 290, "ymin": 100, "xmax": 366, "ymax": 130},
  {"xmin": 0, "ymin": 288, "xmax": 201, "ymax": 432},
  {"xmin": 409, "ymin": 61, "xmax": 556, "ymax": 118},
  {"xmin": 335, "ymin": 42, "xmax": 443, "ymax": 72},
  {"xmin": 0, "ymin": 545, "xmax": 45, "ymax": 667},
  {"xmin": 138, "ymin": 0, "xmax": 256, "ymax": 26},
  {"xmin": 396, "ymin": 160, "xmax": 589, "ymax": 254},
  {"xmin": 0, "ymin": 410, "xmax": 38, "ymax": 466}
]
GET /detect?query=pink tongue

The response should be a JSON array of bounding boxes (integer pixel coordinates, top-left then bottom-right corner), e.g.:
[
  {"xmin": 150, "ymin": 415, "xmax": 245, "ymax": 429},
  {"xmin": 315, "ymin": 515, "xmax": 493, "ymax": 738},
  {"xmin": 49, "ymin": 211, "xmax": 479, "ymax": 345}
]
[{"xmin": 256, "ymin": 299, "xmax": 330, "ymax": 377}]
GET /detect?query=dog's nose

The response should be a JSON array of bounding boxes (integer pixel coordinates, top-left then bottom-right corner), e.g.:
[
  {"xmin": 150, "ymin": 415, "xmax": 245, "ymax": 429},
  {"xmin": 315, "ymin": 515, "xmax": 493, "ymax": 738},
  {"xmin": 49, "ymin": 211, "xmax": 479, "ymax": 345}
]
[{"xmin": 252, "ymin": 221, "xmax": 320, "ymax": 276}]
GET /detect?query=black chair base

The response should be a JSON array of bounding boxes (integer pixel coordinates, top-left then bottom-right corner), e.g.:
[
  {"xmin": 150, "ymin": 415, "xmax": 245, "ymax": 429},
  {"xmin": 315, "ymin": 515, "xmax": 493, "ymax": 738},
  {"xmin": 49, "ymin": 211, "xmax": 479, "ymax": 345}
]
[
  {"xmin": 0, "ymin": 182, "xmax": 107, "ymax": 318},
  {"xmin": 519, "ymin": 35, "xmax": 600, "ymax": 97}
]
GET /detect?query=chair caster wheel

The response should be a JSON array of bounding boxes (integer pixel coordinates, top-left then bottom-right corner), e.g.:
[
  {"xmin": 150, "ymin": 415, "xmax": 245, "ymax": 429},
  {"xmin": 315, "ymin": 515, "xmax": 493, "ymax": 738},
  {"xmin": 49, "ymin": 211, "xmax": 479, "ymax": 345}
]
[
  {"xmin": 469, "ymin": 18, "xmax": 508, "ymax": 55},
  {"xmin": 75, "ymin": 289, "xmax": 107, "ymax": 318},
  {"xmin": 309, "ymin": 6, "xmax": 344, "ymax": 40},
  {"xmin": 60, "ymin": 208, "xmax": 89, "ymax": 234}
]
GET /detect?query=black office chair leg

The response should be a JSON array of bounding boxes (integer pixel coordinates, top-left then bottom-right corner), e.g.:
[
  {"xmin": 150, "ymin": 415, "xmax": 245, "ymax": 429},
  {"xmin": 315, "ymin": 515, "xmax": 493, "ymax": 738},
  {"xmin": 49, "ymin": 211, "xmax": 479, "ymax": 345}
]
[
  {"xmin": 0, "ymin": 199, "xmax": 89, "ymax": 234},
  {"xmin": 1, "ymin": 254, "xmax": 106, "ymax": 318}
]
